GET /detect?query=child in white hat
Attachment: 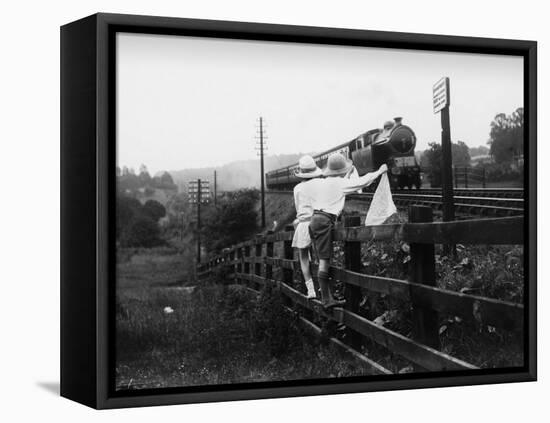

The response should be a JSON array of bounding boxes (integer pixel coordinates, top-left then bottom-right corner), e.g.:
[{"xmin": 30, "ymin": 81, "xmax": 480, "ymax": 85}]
[
  {"xmin": 292, "ymin": 155, "xmax": 323, "ymax": 299},
  {"xmin": 308, "ymin": 153, "xmax": 387, "ymax": 308}
]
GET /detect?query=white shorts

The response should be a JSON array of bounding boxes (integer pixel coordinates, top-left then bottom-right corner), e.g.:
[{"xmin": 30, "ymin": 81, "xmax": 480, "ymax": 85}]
[{"xmin": 292, "ymin": 221, "xmax": 312, "ymax": 249}]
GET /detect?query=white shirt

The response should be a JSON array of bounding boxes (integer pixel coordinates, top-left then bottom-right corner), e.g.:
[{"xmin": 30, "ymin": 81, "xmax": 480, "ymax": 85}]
[
  {"xmin": 293, "ymin": 179, "xmax": 317, "ymax": 221},
  {"xmin": 309, "ymin": 170, "xmax": 382, "ymax": 216}
]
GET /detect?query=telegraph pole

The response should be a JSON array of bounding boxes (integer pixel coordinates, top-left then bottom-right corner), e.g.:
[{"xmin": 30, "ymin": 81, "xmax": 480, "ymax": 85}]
[
  {"xmin": 188, "ymin": 178, "xmax": 210, "ymax": 264},
  {"xmin": 214, "ymin": 170, "xmax": 217, "ymax": 206},
  {"xmin": 255, "ymin": 117, "xmax": 267, "ymax": 228},
  {"xmin": 197, "ymin": 178, "xmax": 201, "ymax": 264},
  {"xmin": 180, "ymin": 212, "xmax": 184, "ymax": 241}
]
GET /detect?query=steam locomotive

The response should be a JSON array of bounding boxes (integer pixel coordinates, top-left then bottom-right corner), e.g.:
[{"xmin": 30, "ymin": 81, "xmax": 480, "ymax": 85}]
[{"xmin": 265, "ymin": 117, "xmax": 421, "ymax": 190}]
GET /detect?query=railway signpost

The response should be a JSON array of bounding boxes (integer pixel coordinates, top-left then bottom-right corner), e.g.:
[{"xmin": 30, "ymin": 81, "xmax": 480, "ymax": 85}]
[
  {"xmin": 433, "ymin": 77, "xmax": 450, "ymax": 114},
  {"xmin": 188, "ymin": 179, "xmax": 211, "ymax": 263},
  {"xmin": 433, "ymin": 77, "xmax": 455, "ymax": 226}
]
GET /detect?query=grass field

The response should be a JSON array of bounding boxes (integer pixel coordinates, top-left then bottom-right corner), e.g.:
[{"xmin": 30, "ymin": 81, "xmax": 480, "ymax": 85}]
[{"xmin": 116, "ymin": 247, "xmax": 377, "ymax": 390}]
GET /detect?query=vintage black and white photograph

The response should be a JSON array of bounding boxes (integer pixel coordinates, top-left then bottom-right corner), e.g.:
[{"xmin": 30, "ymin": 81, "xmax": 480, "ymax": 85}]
[{"xmin": 114, "ymin": 32, "xmax": 526, "ymax": 391}]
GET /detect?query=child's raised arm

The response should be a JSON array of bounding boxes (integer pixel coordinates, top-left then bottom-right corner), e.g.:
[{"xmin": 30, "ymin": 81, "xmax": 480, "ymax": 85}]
[{"xmin": 342, "ymin": 164, "xmax": 388, "ymax": 194}]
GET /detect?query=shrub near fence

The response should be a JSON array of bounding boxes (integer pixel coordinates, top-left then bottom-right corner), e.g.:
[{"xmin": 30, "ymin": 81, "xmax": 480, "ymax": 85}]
[{"xmin": 197, "ymin": 205, "xmax": 524, "ymax": 374}]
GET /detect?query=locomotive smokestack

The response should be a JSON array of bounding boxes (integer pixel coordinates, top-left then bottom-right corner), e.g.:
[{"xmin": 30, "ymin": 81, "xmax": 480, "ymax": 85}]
[{"xmin": 394, "ymin": 117, "xmax": 403, "ymax": 126}]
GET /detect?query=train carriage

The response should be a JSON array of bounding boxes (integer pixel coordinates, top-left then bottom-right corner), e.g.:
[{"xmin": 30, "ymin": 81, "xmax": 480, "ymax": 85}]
[{"xmin": 266, "ymin": 117, "xmax": 421, "ymax": 190}]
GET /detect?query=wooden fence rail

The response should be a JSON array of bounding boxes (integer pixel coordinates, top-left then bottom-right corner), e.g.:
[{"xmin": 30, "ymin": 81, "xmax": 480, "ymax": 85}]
[
  {"xmin": 197, "ymin": 207, "xmax": 524, "ymax": 372},
  {"xmin": 204, "ymin": 216, "xmax": 522, "ymax": 247}
]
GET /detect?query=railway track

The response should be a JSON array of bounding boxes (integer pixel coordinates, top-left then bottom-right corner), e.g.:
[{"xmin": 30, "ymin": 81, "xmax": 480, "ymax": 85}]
[
  {"xmin": 390, "ymin": 187, "xmax": 524, "ymax": 199},
  {"xmin": 267, "ymin": 188, "xmax": 524, "ymax": 217},
  {"xmin": 349, "ymin": 192, "xmax": 523, "ymax": 216}
]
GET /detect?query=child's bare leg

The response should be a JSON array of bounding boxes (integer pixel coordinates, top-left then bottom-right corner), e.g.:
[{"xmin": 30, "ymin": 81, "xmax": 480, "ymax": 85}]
[
  {"xmin": 299, "ymin": 248, "xmax": 316, "ymax": 298},
  {"xmin": 299, "ymin": 248, "xmax": 312, "ymax": 281}
]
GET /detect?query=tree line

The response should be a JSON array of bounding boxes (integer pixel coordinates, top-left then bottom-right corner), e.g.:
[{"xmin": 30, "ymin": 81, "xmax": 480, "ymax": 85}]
[
  {"xmin": 420, "ymin": 107, "xmax": 523, "ymax": 187},
  {"xmin": 116, "ymin": 165, "xmax": 261, "ymax": 253},
  {"xmin": 116, "ymin": 163, "xmax": 171, "ymax": 247},
  {"xmin": 117, "ymin": 164, "xmax": 177, "ymax": 194},
  {"xmin": 116, "ymin": 195, "xmax": 167, "ymax": 247}
]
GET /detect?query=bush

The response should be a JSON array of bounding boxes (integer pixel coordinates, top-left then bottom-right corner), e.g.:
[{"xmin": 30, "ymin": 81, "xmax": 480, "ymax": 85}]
[
  {"xmin": 142, "ymin": 200, "xmax": 166, "ymax": 222},
  {"xmin": 116, "ymin": 195, "xmax": 142, "ymax": 238},
  {"xmin": 120, "ymin": 215, "xmax": 163, "ymax": 248},
  {"xmin": 116, "ymin": 193, "xmax": 168, "ymax": 247},
  {"xmin": 474, "ymin": 162, "xmax": 523, "ymax": 183},
  {"xmin": 202, "ymin": 189, "xmax": 260, "ymax": 252},
  {"xmin": 488, "ymin": 108, "xmax": 523, "ymax": 164},
  {"xmin": 421, "ymin": 141, "xmax": 471, "ymax": 187},
  {"xmin": 252, "ymin": 286, "xmax": 302, "ymax": 357}
]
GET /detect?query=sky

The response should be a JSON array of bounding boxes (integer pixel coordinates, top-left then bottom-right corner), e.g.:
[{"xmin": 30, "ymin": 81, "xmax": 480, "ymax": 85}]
[{"xmin": 117, "ymin": 33, "xmax": 523, "ymax": 174}]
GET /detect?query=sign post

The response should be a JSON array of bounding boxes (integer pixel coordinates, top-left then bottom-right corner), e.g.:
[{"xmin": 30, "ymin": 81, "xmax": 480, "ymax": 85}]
[
  {"xmin": 188, "ymin": 179, "xmax": 211, "ymax": 264},
  {"xmin": 433, "ymin": 77, "xmax": 455, "ymax": 224}
]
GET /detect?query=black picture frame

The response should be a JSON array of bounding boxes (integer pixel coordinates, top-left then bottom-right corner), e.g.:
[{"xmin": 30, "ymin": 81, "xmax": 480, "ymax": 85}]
[{"xmin": 60, "ymin": 12, "xmax": 537, "ymax": 409}]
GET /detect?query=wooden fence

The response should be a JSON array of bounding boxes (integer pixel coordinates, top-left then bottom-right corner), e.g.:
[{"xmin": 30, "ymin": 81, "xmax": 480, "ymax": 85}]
[
  {"xmin": 453, "ymin": 166, "xmax": 486, "ymax": 188},
  {"xmin": 197, "ymin": 205, "xmax": 524, "ymax": 374}
]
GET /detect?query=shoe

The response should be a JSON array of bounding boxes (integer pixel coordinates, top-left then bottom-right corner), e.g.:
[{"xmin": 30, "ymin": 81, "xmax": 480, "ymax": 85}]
[
  {"xmin": 323, "ymin": 299, "xmax": 346, "ymax": 309},
  {"xmin": 305, "ymin": 280, "xmax": 317, "ymax": 299}
]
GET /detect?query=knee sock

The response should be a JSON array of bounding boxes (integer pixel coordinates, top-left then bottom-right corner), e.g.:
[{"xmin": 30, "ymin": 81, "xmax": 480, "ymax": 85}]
[
  {"xmin": 305, "ymin": 279, "xmax": 316, "ymax": 297},
  {"xmin": 318, "ymin": 271, "xmax": 331, "ymax": 301}
]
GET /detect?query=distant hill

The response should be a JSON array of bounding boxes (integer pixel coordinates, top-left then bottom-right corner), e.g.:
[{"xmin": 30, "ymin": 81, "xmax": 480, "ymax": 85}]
[{"xmin": 170, "ymin": 153, "xmax": 305, "ymax": 192}]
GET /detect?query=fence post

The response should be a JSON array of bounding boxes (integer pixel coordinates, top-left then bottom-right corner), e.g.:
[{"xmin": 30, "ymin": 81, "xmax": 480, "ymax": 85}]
[
  {"xmin": 344, "ymin": 214, "xmax": 363, "ymax": 350},
  {"xmin": 236, "ymin": 246, "xmax": 243, "ymax": 284},
  {"xmin": 266, "ymin": 230, "xmax": 274, "ymax": 283},
  {"xmin": 453, "ymin": 166, "xmax": 458, "ymax": 188},
  {"xmin": 409, "ymin": 205, "xmax": 439, "ymax": 350},
  {"xmin": 282, "ymin": 225, "xmax": 294, "ymax": 305},
  {"xmin": 229, "ymin": 249, "xmax": 235, "ymax": 280},
  {"xmin": 482, "ymin": 167, "xmax": 486, "ymax": 188},
  {"xmin": 464, "ymin": 167, "xmax": 468, "ymax": 188},
  {"xmin": 244, "ymin": 244, "xmax": 251, "ymax": 289},
  {"xmin": 255, "ymin": 235, "xmax": 263, "ymax": 291},
  {"xmin": 222, "ymin": 251, "xmax": 227, "ymax": 282}
]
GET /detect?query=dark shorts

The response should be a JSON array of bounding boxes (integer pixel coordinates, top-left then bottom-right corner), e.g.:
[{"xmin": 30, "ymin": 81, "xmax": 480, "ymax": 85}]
[{"xmin": 308, "ymin": 212, "xmax": 336, "ymax": 260}]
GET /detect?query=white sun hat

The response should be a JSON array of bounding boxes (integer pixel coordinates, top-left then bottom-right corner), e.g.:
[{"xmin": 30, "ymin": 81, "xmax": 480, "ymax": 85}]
[
  {"xmin": 323, "ymin": 153, "xmax": 353, "ymax": 177},
  {"xmin": 295, "ymin": 155, "xmax": 322, "ymax": 179}
]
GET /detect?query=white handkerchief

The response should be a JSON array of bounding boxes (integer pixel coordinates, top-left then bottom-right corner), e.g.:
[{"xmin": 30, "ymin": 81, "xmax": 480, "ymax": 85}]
[{"xmin": 365, "ymin": 173, "xmax": 397, "ymax": 226}]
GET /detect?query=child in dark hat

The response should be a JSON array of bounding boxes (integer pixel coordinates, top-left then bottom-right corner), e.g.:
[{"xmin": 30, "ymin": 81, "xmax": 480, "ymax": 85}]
[{"xmin": 307, "ymin": 153, "xmax": 387, "ymax": 308}]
